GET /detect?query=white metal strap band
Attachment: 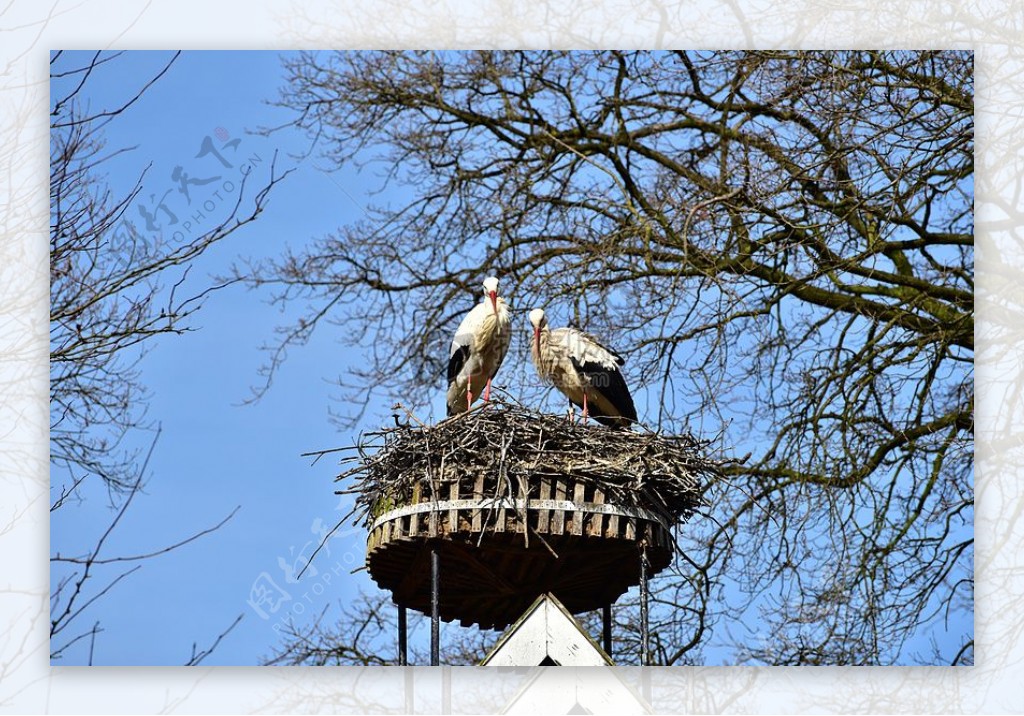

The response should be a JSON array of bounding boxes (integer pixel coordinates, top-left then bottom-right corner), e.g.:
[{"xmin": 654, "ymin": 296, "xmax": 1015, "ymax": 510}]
[{"xmin": 370, "ymin": 498, "xmax": 670, "ymax": 532}]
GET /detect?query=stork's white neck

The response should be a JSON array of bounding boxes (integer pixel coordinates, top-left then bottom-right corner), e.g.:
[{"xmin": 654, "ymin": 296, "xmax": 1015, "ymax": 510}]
[{"xmin": 530, "ymin": 322, "xmax": 554, "ymax": 375}]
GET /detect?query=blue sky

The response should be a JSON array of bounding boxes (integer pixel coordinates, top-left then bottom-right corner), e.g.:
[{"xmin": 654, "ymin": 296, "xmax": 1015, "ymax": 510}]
[{"xmin": 49, "ymin": 50, "xmax": 402, "ymax": 666}]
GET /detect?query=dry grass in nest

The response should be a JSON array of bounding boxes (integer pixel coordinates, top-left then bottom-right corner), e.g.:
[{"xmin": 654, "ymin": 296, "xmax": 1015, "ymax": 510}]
[{"xmin": 330, "ymin": 399, "xmax": 724, "ymax": 531}]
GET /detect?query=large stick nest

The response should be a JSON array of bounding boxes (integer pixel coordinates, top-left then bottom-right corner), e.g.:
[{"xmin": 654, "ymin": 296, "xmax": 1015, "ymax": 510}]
[{"xmin": 334, "ymin": 399, "xmax": 724, "ymax": 530}]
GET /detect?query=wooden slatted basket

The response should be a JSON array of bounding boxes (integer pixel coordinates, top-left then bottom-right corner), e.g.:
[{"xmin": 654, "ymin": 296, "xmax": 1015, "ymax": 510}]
[{"xmin": 334, "ymin": 400, "xmax": 721, "ymax": 630}]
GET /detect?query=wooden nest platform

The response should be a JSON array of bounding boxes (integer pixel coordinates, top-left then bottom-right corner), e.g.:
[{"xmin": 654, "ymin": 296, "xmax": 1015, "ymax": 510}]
[{"xmin": 334, "ymin": 400, "xmax": 721, "ymax": 630}]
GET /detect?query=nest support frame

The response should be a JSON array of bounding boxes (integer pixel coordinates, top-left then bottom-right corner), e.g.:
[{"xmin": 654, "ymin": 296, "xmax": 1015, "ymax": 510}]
[
  {"xmin": 367, "ymin": 472, "xmax": 674, "ymax": 630},
  {"xmin": 336, "ymin": 400, "xmax": 720, "ymax": 665}
]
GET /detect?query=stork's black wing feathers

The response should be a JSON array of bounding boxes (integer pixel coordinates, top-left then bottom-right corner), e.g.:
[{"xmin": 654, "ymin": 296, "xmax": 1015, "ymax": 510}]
[
  {"xmin": 569, "ymin": 356, "xmax": 638, "ymax": 425},
  {"xmin": 447, "ymin": 343, "xmax": 471, "ymax": 385}
]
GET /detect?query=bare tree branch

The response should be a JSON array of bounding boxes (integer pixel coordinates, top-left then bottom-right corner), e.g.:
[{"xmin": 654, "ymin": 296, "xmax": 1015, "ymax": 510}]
[{"xmin": 185, "ymin": 614, "xmax": 245, "ymax": 666}]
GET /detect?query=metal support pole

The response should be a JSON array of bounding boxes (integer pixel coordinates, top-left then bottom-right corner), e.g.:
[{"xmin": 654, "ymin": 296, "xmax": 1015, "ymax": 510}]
[
  {"xmin": 602, "ymin": 603, "xmax": 613, "ymax": 658},
  {"xmin": 398, "ymin": 604, "xmax": 408, "ymax": 666},
  {"xmin": 639, "ymin": 543, "xmax": 650, "ymax": 666},
  {"xmin": 431, "ymin": 544, "xmax": 440, "ymax": 666}
]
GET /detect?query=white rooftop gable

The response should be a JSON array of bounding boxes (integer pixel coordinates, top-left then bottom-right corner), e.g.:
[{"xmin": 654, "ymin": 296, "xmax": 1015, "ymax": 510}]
[{"xmin": 481, "ymin": 593, "xmax": 613, "ymax": 667}]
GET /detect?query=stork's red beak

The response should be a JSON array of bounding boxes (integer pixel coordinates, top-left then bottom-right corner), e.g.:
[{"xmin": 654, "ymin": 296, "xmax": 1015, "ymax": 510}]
[
  {"xmin": 489, "ymin": 291, "xmax": 498, "ymax": 314},
  {"xmin": 534, "ymin": 325, "xmax": 540, "ymax": 355}
]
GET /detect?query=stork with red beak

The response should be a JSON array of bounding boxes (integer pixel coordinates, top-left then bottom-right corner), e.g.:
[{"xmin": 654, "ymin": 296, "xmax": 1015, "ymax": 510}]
[
  {"xmin": 446, "ymin": 276, "xmax": 512, "ymax": 415},
  {"xmin": 528, "ymin": 308, "xmax": 637, "ymax": 427}
]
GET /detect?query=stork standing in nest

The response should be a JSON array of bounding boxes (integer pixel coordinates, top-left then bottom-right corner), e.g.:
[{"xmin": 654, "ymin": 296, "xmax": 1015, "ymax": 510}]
[
  {"xmin": 528, "ymin": 308, "xmax": 638, "ymax": 427},
  {"xmin": 446, "ymin": 276, "xmax": 512, "ymax": 415}
]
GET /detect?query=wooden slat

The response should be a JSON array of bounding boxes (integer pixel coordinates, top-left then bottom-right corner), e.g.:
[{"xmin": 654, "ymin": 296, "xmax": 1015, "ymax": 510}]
[
  {"xmin": 495, "ymin": 499, "xmax": 506, "ymax": 533},
  {"xmin": 551, "ymin": 478, "xmax": 566, "ymax": 535},
  {"xmin": 516, "ymin": 475, "xmax": 528, "ymax": 537},
  {"xmin": 449, "ymin": 480, "xmax": 460, "ymax": 534},
  {"xmin": 571, "ymin": 481, "xmax": 585, "ymax": 535},
  {"xmin": 472, "ymin": 473, "xmax": 485, "ymax": 532},
  {"xmin": 537, "ymin": 477, "xmax": 551, "ymax": 533},
  {"xmin": 589, "ymin": 487, "xmax": 605, "ymax": 537},
  {"xmin": 607, "ymin": 502, "xmax": 619, "ymax": 538},
  {"xmin": 409, "ymin": 481, "xmax": 422, "ymax": 536},
  {"xmin": 624, "ymin": 517, "xmax": 635, "ymax": 541}
]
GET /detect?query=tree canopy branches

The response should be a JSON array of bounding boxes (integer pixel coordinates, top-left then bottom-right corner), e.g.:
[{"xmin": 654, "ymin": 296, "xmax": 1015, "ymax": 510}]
[
  {"xmin": 251, "ymin": 50, "xmax": 973, "ymax": 665},
  {"xmin": 50, "ymin": 51, "xmax": 287, "ymax": 493}
]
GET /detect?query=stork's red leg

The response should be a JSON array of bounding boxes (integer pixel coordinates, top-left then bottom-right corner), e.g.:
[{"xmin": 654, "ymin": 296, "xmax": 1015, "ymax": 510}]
[
  {"xmin": 467, "ymin": 387, "xmax": 473, "ymax": 411},
  {"xmin": 582, "ymin": 391, "xmax": 589, "ymax": 425},
  {"xmin": 483, "ymin": 377, "xmax": 492, "ymax": 402}
]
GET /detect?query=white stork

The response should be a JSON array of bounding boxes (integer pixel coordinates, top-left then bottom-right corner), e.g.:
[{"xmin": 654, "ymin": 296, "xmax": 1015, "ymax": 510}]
[
  {"xmin": 446, "ymin": 276, "xmax": 512, "ymax": 415},
  {"xmin": 528, "ymin": 308, "xmax": 637, "ymax": 427}
]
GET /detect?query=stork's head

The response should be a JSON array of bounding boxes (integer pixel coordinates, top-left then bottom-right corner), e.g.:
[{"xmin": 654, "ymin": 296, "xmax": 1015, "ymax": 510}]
[
  {"xmin": 528, "ymin": 308, "xmax": 546, "ymax": 353},
  {"xmin": 482, "ymin": 276, "xmax": 500, "ymax": 314}
]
